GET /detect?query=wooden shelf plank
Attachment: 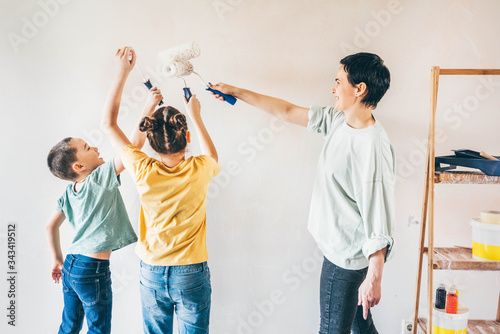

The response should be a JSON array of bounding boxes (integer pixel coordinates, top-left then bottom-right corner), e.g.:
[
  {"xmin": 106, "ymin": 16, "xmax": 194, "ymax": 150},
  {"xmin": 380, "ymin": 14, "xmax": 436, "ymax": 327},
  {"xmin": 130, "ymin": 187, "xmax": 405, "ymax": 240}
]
[
  {"xmin": 435, "ymin": 171, "xmax": 500, "ymax": 184},
  {"xmin": 439, "ymin": 69, "xmax": 500, "ymax": 75},
  {"xmin": 423, "ymin": 247, "xmax": 500, "ymax": 271},
  {"xmin": 418, "ymin": 318, "xmax": 500, "ymax": 334}
]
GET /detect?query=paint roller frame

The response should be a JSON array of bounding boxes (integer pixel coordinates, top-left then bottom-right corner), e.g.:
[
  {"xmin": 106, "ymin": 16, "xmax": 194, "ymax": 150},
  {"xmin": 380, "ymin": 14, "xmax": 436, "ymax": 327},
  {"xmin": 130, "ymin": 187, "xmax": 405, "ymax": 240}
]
[
  {"xmin": 136, "ymin": 61, "xmax": 164, "ymax": 106},
  {"xmin": 157, "ymin": 42, "xmax": 237, "ymax": 105}
]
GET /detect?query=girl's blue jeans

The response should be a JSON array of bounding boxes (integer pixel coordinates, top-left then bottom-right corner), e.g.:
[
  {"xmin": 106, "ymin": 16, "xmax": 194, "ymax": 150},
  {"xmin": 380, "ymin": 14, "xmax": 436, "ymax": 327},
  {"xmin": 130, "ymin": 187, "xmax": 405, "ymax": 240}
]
[
  {"xmin": 59, "ymin": 254, "xmax": 112, "ymax": 334},
  {"xmin": 139, "ymin": 261, "xmax": 212, "ymax": 334},
  {"xmin": 319, "ymin": 257, "xmax": 378, "ymax": 334}
]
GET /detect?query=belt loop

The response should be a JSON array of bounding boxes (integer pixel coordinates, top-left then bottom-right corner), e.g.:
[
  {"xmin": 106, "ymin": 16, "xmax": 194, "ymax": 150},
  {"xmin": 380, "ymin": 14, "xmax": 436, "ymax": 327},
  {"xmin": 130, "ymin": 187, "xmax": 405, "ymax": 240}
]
[
  {"xmin": 68, "ymin": 255, "xmax": 75, "ymax": 270},
  {"xmin": 96, "ymin": 261, "xmax": 101, "ymax": 273}
]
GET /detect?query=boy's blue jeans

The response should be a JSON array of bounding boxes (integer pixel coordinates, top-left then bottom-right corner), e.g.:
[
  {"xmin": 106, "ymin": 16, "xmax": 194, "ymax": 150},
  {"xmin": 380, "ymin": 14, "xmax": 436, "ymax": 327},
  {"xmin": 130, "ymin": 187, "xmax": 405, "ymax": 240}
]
[
  {"xmin": 319, "ymin": 257, "xmax": 378, "ymax": 334},
  {"xmin": 59, "ymin": 254, "xmax": 112, "ymax": 334},
  {"xmin": 139, "ymin": 261, "xmax": 211, "ymax": 334}
]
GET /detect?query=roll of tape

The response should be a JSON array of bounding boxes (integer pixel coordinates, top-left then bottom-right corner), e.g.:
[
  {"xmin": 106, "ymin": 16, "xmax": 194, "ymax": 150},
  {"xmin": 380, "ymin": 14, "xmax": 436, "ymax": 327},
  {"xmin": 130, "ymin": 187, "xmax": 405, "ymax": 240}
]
[{"xmin": 480, "ymin": 210, "xmax": 500, "ymax": 224}]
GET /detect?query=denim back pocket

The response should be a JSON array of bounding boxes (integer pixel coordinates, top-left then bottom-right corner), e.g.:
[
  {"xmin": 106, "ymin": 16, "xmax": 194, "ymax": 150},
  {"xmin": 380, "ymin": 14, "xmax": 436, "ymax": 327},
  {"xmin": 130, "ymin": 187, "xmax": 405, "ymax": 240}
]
[
  {"xmin": 139, "ymin": 280, "xmax": 159, "ymax": 310},
  {"xmin": 180, "ymin": 283, "xmax": 210, "ymax": 313},
  {"xmin": 72, "ymin": 278, "xmax": 100, "ymax": 307}
]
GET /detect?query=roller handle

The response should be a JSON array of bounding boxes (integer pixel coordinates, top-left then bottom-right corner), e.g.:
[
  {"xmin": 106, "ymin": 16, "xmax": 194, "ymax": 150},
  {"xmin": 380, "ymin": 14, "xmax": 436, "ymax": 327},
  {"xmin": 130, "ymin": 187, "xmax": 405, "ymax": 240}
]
[
  {"xmin": 480, "ymin": 151, "xmax": 500, "ymax": 161},
  {"xmin": 143, "ymin": 80, "xmax": 164, "ymax": 106},
  {"xmin": 183, "ymin": 87, "xmax": 193, "ymax": 102},
  {"xmin": 206, "ymin": 83, "xmax": 237, "ymax": 105}
]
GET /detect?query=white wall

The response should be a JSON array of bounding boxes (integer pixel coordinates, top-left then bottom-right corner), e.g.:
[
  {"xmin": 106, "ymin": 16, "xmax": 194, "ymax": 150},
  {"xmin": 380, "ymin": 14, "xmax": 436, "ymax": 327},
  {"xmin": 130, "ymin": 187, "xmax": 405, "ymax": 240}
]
[{"xmin": 2, "ymin": 0, "xmax": 500, "ymax": 333}]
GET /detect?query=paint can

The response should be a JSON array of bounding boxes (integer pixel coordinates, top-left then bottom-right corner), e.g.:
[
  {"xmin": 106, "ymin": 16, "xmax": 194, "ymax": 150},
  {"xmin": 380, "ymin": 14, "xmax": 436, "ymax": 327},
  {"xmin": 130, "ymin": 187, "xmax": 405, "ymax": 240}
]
[
  {"xmin": 432, "ymin": 307, "xmax": 469, "ymax": 334},
  {"xmin": 470, "ymin": 219, "xmax": 500, "ymax": 261}
]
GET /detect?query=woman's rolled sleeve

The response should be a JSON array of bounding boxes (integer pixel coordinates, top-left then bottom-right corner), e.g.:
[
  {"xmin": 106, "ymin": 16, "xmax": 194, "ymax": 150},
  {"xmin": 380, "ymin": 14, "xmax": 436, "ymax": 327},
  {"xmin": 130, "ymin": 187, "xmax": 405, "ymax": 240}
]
[{"xmin": 357, "ymin": 180, "xmax": 396, "ymax": 261}]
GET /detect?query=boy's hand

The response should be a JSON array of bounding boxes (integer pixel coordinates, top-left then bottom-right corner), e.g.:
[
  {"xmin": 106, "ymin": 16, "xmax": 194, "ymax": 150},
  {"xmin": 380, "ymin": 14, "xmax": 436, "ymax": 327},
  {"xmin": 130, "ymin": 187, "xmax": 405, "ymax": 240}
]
[
  {"xmin": 209, "ymin": 82, "xmax": 237, "ymax": 102},
  {"xmin": 115, "ymin": 46, "xmax": 136, "ymax": 75},
  {"xmin": 145, "ymin": 87, "xmax": 163, "ymax": 110},
  {"xmin": 184, "ymin": 94, "xmax": 201, "ymax": 120},
  {"xmin": 51, "ymin": 260, "xmax": 63, "ymax": 283}
]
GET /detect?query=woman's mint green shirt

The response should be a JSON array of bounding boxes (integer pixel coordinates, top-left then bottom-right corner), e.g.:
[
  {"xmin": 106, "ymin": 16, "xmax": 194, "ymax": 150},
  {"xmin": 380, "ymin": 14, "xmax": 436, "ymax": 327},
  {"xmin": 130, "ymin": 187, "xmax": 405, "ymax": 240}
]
[
  {"xmin": 56, "ymin": 160, "xmax": 137, "ymax": 254},
  {"xmin": 307, "ymin": 105, "xmax": 396, "ymax": 270}
]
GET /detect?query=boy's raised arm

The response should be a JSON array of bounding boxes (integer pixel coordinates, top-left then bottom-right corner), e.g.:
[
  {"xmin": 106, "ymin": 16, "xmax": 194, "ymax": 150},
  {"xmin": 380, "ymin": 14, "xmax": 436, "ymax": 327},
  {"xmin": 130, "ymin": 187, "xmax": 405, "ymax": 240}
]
[
  {"xmin": 45, "ymin": 211, "xmax": 66, "ymax": 283},
  {"xmin": 101, "ymin": 46, "xmax": 135, "ymax": 175}
]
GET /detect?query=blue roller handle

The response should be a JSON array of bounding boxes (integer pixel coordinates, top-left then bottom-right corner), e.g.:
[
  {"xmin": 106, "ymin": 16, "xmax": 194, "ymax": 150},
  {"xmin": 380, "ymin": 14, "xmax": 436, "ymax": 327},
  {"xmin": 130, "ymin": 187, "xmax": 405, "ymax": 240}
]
[
  {"xmin": 183, "ymin": 87, "xmax": 192, "ymax": 102},
  {"xmin": 206, "ymin": 83, "xmax": 237, "ymax": 105},
  {"xmin": 143, "ymin": 79, "xmax": 164, "ymax": 106}
]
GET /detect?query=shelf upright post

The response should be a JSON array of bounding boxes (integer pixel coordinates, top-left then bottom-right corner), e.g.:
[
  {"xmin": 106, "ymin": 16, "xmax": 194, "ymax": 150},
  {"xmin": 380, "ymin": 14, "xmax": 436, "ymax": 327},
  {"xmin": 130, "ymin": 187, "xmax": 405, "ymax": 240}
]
[
  {"xmin": 427, "ymin": 66, "xmax": 440, "ymax": 333},
  {"xmin": 412, "ymin": 66, "xmax": 440, "ymax": 334}
]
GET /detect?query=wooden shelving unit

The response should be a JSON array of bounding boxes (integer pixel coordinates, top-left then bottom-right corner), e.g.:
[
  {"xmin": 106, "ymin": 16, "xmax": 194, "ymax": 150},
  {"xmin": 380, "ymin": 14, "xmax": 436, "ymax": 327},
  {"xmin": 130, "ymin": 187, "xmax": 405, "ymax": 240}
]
[{"xmin": 412, "ymin": 68, "xmax": 500, "ymax": 334}]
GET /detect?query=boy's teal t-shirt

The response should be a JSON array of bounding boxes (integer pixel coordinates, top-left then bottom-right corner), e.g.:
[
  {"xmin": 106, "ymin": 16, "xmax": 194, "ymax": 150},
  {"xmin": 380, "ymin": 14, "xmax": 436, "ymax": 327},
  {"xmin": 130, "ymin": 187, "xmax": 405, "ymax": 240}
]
[{"xmin": 56, "ymin": 159, "xmax": 137, "ymax": 254}]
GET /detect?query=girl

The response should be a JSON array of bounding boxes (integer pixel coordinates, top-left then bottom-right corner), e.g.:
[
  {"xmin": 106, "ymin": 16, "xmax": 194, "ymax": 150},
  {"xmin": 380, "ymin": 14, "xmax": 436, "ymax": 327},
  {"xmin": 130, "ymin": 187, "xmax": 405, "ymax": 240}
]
[{"xmin": 102, "ymin": 47, "xmax": 220, "ymax": 334}]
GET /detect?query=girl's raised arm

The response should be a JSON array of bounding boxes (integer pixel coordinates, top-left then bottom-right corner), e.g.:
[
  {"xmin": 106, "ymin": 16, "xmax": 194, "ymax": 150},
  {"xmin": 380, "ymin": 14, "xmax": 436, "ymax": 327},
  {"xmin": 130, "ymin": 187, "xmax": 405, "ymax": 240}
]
[
  {"xmin": 129, "ymin": 87, "xmax": 163, "ymax": 150},
  {"xmin": 184, "ymin": 95, "xmax": 218, "ymax": 162}
]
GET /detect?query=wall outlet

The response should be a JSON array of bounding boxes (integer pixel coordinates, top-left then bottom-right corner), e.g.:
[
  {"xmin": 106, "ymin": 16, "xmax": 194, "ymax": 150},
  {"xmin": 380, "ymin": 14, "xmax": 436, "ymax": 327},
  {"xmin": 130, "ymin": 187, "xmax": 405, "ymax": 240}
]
[{"xmin": 401, "ymin": 320, "xmax": 413, "ymax": 334}]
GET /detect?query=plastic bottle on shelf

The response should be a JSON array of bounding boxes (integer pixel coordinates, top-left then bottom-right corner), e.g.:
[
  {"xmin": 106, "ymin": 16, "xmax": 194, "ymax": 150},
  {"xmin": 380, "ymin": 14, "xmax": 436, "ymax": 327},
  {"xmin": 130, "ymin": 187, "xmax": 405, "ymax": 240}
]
[
  {"xmin": 446, "ymin": 286, "xmax": 458, "ymax": 314},
  {"xmin": 435, "ymin": 283, "xmax": 446, "ymax": 309}
]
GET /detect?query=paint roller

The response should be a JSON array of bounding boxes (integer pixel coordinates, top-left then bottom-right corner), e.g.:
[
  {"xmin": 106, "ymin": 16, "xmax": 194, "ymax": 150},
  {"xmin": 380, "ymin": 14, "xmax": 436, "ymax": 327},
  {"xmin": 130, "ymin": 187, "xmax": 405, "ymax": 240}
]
[
  {"xmin": 157, "ymin": 42, "xmax": 237, "ymax": 105},
  {"xmin": 137, "ymin": 64, "xmax": 164, "ymax": 106},
  {"xmin": 127, "ymin": 48, "xmax": 164, "ymax": 106}
]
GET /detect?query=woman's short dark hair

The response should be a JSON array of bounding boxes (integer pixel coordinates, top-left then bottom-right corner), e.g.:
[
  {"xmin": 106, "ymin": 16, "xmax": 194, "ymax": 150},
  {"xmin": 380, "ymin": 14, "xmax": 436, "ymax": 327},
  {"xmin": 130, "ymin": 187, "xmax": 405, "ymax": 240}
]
[
  {"xmin": 139, "ymin": 106, "xmax": 188, "ymax": 154},
  {"xmin": 47, "ymin": 137, "xmax": 78, "ymax": 181},
  {"xmin": 340, "ymin": 52, "xmax": 390, "ymax": 109}
]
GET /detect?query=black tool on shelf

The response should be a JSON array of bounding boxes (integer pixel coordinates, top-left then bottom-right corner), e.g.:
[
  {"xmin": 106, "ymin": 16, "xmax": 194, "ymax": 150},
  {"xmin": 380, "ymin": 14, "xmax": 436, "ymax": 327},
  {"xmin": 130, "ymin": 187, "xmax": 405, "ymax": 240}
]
[{"xmin": 435, "ymin": 149, "xmax": 500, "ymax": 176}]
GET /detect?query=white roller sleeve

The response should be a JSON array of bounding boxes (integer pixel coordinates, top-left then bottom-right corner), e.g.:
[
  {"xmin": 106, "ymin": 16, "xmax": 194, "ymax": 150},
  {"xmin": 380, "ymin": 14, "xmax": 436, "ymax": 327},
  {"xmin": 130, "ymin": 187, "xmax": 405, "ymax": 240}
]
[
  {"xmin": 480, "ymin": 210, "xmax": 500, "ymax": 224},
  {"xmin": 159, "ymin": 60, "xmax": 194, "ymax": 77},
  {"xmin": 157, "ymin": 41, "xmax": 201, "ymax": 62}
]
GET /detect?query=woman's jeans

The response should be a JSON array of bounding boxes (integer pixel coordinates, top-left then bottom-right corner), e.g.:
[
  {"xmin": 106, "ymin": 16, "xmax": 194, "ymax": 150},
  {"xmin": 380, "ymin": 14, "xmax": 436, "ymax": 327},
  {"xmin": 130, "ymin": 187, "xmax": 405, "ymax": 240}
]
[
  {"xmin": 59, "ymin": 254, "xmax": 112, "ymax": 334},
  {"xmin": 319, "ymin": 257, "xmax": 378, "ymax": 334},
  {"xmin": 140, "ymin": 261, "xmax": 212, "ymax": 334}
]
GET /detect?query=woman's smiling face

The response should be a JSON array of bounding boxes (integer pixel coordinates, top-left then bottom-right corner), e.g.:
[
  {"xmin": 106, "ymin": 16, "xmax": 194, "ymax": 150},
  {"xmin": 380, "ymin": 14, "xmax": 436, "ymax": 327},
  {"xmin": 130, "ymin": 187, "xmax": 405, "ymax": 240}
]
[{"xmin": 332, "ymin": 65, "xmax": 359, "ymax": 112}]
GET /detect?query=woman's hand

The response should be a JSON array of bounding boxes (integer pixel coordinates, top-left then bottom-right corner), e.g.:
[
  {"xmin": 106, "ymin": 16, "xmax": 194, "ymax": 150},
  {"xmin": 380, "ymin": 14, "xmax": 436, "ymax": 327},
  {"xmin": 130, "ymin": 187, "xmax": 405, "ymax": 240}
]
[
  {"xmin": 209, "ymin": 82, "xmax": 238, "ymax": 102},
  {"xmin": 115, "ymin": 46, "xmax": 136, "ymax": 75},
  {"xmin": 358, "ymin": 272, "xmax": 382, "ymax": 319},
  {"xmin": 210, "ymin": 82, "xmax": 238, "ymax": 101}
]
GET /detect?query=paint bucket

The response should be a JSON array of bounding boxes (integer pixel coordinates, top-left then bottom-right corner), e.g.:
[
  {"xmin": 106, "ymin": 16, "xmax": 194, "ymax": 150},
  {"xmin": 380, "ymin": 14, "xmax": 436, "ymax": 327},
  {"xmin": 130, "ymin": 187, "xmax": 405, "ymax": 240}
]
[
  {"xmin": 432, "ymin": 307, "xmax": 469, "ymax": 334},
  {"xmin": 470, "ymin": 219, "xmax": 500, "ymax": 261}
]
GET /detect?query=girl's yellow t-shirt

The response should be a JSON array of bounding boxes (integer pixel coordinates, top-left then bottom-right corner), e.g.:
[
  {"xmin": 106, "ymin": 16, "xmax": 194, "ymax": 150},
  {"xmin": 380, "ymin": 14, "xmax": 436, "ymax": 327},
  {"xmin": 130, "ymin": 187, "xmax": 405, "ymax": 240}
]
[{"xmin": 121, "ymin": 145, "xmax": 220, "ymax": 266}]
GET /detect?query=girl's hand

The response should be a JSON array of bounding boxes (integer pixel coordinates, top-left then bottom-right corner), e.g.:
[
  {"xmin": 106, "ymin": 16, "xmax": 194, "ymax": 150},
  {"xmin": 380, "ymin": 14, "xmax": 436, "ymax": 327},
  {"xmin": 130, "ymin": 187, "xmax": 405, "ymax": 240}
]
[
  {"xmin": 209, "ymin": 82, "xmax": 237, "ymax": 102},
  {"xmin": 184, "ymin": 94, "xmax": 201, "ymax": 120},
  {"xmin": 51, "ymin": 260, "xmax": 63, "ymax": 283},
  {"xmin": 145, "ymin": 87, "xmax": 163, "ymax": 110},
  {"xmin": 115, "ymin": 46, "xmax": 136, "ymax": 75}
]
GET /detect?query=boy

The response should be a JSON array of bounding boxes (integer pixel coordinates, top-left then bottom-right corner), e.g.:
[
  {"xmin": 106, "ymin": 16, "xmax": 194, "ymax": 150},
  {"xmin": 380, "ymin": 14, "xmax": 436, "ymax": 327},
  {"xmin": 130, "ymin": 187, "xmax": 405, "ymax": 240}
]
[{"xmin": 46, "ymin": 46, "xmax": 162, "ymax": 334}]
